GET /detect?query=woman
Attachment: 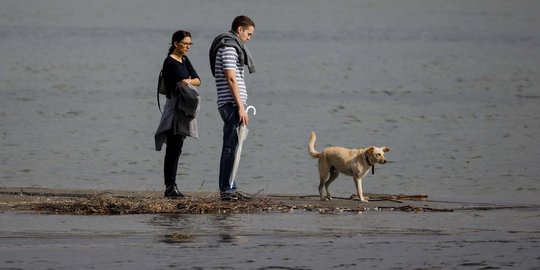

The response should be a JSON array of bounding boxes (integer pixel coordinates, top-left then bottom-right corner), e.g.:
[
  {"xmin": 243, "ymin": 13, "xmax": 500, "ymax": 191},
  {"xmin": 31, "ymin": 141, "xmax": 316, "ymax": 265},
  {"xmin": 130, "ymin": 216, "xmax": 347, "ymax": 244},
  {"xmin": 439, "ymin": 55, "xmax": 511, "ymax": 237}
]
[{"xmin": 155, "ymin": 30, "xmax": 201, "ymax": 198}]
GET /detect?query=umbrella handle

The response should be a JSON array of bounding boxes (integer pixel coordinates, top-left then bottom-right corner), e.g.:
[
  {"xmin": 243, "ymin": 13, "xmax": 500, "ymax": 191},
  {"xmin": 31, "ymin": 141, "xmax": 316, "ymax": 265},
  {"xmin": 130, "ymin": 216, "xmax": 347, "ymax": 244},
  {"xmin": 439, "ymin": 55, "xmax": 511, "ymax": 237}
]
[{"xmin": 246, "ymin": 105, "xmax": 257, "ymax": 116}]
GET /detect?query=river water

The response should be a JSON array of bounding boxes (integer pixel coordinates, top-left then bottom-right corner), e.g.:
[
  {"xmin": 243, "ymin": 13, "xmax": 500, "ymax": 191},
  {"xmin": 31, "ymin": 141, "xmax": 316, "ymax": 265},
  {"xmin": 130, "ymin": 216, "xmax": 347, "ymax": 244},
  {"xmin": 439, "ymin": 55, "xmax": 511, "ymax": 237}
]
[
  {"xmin": 1, "ymin": 0, "xmax": 539, "ymax": 269},
  {"xmin": 2, "ymin": 208, "xmax": 539, "ymax": 269}
]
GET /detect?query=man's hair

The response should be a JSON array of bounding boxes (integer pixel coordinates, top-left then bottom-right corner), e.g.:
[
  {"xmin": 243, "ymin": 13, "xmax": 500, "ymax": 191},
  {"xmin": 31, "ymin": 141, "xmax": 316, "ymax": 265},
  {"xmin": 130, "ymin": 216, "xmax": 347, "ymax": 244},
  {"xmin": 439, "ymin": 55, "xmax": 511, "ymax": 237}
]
[{"xmin": 231, "ymin": 15, "xmax": 255, "ymax": 33}]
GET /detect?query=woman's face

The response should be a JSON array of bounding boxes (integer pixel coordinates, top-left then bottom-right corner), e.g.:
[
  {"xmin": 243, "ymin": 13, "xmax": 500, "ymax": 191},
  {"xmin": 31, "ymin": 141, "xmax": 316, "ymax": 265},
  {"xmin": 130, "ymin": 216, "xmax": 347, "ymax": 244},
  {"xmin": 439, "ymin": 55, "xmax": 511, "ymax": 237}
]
[{"xmin": 174, "ymin": 37, "xmax": 192, "ymax": 55}]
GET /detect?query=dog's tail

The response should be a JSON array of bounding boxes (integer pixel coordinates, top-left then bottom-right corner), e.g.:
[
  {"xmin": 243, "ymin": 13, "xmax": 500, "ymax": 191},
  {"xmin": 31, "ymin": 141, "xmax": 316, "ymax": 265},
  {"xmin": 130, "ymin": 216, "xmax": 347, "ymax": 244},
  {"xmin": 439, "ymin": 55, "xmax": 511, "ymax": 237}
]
[{"xmin": 308, "ymin": 131, "xmax": 321, "ymax": 158}]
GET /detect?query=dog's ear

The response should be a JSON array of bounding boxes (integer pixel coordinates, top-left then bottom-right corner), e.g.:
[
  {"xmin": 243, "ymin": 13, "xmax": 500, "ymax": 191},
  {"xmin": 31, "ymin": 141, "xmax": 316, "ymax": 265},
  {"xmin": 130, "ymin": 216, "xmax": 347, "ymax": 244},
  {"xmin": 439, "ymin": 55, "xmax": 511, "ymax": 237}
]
[
  {"xmin": 382, "ymin": 147, "xmax": 390, "ymax": 152},
  {"xmin": 366, "ymin": 147, "xmax": 375, "ymax": 154}
]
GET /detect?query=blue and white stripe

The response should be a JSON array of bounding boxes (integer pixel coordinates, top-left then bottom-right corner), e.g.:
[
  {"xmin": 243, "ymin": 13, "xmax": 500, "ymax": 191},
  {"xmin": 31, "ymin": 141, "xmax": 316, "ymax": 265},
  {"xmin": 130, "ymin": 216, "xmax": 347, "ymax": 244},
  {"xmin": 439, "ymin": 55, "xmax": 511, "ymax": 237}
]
[{"xmin": 215, "ymin": 46, "xmax": 247, "ymax": 107}]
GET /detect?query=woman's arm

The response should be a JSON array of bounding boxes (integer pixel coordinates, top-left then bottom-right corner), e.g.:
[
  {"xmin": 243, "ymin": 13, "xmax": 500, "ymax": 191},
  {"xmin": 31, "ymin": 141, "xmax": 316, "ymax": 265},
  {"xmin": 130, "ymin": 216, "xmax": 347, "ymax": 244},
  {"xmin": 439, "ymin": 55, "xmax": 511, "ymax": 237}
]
[
  {"xmin": 187, "ymin": 77, "xmax": 201, "ymax": 86},
  {"xmin": 184, "ymin": 56, "xmax": 201, "ymax": 86}
]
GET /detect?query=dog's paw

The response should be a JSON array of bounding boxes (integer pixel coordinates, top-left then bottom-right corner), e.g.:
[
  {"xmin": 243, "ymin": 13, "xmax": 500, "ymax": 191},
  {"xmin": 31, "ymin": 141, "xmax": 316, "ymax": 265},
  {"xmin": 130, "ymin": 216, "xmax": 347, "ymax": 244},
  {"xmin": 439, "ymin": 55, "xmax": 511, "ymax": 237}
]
[{"xmin": 350, "ymin": 194, "xmax": 369, "ymax": 202}]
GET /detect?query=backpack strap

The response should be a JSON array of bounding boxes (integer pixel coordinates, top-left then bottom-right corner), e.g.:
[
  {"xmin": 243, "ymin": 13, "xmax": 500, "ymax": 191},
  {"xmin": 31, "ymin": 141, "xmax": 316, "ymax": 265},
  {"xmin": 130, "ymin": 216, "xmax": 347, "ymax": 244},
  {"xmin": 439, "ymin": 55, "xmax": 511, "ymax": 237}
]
[{"xmin": 157, "ymin": 69, "xmax": 163, "ymax": 113}]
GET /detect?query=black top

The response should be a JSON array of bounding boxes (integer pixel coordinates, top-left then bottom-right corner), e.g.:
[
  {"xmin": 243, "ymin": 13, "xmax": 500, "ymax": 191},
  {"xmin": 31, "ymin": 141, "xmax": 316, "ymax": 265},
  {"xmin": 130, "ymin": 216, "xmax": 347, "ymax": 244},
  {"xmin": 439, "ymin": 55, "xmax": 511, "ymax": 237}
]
[{"xmin": 162, "ymin": 55, "xmax": 200, "ymax": 98}]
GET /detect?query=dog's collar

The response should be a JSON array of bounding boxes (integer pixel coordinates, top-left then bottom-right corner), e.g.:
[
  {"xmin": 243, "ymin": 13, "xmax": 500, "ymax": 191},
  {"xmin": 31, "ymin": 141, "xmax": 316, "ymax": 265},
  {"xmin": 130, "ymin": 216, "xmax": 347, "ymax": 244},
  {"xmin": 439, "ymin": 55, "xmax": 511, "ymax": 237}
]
[{"xmin": 365, "ymin": 152, "xmax": 375, "ymax": 175}]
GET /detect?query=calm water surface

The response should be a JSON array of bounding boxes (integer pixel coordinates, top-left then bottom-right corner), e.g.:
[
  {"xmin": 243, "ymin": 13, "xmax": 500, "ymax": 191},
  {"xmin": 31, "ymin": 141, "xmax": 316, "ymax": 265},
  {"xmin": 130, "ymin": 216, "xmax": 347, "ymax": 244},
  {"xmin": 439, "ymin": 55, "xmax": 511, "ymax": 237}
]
[
  {"xmin": 1, "ymin": 0, "xmax": 539, "ymax": 204},
  {"xmin": 1, "ymin": 0, "xmax": 540, "ymax": 269},
  {"xmin": 2, "ymin": 209, "xmax": 539, "ymax": 269}
]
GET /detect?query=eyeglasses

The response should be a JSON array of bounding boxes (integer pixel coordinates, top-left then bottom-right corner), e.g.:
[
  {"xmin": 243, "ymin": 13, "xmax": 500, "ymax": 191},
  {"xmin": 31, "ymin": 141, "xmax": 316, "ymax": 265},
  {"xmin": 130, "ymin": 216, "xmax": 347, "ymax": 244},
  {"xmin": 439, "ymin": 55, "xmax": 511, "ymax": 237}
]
[{"xmin": 178, "ymin": 42, "xmax": 193, "ymax": 46}]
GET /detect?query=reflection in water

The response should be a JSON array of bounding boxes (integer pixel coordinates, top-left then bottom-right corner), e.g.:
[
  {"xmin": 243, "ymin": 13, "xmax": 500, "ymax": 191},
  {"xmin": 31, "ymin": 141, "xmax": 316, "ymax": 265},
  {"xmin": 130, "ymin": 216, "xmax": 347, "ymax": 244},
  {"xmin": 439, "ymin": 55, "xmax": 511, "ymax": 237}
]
[
  {"xmin": 212, "ymin": 215, "xmax": 247, "ymax": 244},
  {"xmin": 2, "ymin": 210, "xmax": 539, "ymax": 269},
  {"xmin": 150, "ymin": 215, "xmax": 196, "ymax": 244},
  {"xmin": 150, "ymin": 214, "xmax": 247, "ymax": 244}
]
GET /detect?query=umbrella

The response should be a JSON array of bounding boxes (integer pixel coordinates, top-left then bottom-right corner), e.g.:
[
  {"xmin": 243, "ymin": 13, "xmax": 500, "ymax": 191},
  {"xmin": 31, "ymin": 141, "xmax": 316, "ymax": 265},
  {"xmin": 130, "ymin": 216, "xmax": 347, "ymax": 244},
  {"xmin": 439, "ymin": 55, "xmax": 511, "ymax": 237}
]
[{"xmin": 229, "ymin": 105, "xmax": 257, "ymax": 189}]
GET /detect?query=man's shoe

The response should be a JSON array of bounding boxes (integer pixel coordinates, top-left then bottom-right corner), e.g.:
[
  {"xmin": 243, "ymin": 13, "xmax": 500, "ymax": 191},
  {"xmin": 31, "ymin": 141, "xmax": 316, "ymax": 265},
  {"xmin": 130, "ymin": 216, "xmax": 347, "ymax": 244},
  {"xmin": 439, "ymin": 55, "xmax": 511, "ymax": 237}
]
[
  {"xmin": 164, "ymin": 185, "xmax": 186, "ymax": 198},
  {"xmin": 236, "ymin": 191, "xmax": 254, "ymax": 201},
  {"xmin": 220, "ymin": 192, "xmax": 239, "ymax": 201}
]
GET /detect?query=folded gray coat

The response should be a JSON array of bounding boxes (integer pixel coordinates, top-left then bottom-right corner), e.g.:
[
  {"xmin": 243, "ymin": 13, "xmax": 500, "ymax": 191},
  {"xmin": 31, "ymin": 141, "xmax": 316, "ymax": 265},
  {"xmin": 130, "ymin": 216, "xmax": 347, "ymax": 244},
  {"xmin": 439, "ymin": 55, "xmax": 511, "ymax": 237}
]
[{"xmin": 155, "ymin": 83, "xmax": 200, "ymax": 151}]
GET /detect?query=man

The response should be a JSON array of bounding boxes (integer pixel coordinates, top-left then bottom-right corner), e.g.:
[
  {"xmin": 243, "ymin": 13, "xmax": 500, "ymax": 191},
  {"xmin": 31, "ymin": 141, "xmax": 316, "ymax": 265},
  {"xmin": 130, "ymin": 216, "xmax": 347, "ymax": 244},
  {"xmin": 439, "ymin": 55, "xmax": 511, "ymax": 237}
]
[{"xmin": 209, "ymin": 15, "xmax": 256, "ymax": 200}]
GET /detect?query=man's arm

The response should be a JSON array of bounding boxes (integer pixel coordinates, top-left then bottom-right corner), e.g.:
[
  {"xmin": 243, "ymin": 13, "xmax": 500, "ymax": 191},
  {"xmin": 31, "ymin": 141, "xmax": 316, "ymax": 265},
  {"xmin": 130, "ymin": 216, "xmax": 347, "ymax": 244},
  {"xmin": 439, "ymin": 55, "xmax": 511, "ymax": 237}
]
[{"xmin": 224, "ymin": 69, "xmax": 249, "ymax": 126}]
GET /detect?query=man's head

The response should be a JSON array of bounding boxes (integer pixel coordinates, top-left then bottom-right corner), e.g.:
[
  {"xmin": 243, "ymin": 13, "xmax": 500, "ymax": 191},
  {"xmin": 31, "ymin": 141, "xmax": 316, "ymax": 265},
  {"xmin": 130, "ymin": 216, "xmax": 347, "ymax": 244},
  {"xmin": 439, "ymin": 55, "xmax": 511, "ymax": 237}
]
[{"xmin": 231, "ymin": 15, "xmax": 255, "ymax": 43}]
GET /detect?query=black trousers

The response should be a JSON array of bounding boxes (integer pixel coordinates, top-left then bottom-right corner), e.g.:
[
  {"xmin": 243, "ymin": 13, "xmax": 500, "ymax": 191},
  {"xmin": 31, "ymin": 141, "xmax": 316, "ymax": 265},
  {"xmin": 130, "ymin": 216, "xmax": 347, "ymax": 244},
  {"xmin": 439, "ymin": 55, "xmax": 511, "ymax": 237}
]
[{"xmin": 164, "ymin": 130, "xmax": 186, "ymax": 188}]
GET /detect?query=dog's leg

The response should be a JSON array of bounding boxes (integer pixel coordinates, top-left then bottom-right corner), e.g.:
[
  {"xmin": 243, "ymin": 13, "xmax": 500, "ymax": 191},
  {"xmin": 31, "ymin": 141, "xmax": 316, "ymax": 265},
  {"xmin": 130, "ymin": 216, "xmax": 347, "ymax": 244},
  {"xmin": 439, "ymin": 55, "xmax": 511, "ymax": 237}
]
[
  {"xmin": 318, "ymin": 175, "xmax": 328, "ymax": 201},
  {"xmin": 353, "ymin": 176, "xmax": 368, "ymax": 202},
  {"xmin": 325, "ymin": 169, "xmax": 339, "ymax": 201},
  {"xmin": 318, "ymin": 161, "xmax": 330, "ymax": 201}
]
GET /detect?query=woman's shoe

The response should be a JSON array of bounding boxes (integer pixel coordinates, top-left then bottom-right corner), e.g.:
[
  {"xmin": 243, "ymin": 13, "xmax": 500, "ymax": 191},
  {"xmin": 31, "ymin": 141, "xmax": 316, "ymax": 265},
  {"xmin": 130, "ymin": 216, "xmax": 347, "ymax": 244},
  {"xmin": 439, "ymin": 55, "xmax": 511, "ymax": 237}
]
[{"xmin": 164, "ymin": 185, "xmax": 185, "ymax": 198}]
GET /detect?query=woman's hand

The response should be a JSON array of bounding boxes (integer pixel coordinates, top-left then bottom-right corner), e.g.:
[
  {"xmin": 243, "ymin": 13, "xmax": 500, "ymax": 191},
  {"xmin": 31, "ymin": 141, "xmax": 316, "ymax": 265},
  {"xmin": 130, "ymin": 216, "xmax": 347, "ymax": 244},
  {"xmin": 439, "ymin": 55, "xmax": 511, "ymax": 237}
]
[
  {"xmin": 179, "ymin": 77, "xmax": 200, "ymax": 88},
  {"xmin": 179, "ymin": 78, "xmax": 192, "ymax": 88}
]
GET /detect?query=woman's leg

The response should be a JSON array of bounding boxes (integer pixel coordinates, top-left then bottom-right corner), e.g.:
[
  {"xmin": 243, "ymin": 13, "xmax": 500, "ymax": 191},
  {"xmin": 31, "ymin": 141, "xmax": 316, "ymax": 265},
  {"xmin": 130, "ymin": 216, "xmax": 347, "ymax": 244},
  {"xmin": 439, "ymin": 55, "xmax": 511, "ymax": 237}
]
[{"xmin": 164, "ymin": 130, "xmax": 185, "ymax": 188}]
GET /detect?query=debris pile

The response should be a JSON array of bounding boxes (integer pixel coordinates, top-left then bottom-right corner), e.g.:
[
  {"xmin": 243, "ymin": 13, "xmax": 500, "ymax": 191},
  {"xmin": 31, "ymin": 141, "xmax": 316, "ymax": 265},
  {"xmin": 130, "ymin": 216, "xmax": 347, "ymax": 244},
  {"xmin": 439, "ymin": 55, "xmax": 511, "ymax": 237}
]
[
  {"xmin": 0, "ymin": 188, "xmax": 452, "ymax": 215},
  {"xmin": 30, "ymin": 195, "xmax": 292, "ymax": 215}
]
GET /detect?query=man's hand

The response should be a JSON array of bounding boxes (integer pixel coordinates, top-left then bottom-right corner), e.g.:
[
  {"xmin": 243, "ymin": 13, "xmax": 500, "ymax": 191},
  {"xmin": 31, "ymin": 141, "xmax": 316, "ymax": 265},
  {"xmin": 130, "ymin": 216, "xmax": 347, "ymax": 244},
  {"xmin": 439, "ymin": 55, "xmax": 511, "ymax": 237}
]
[{"xmin": 238, "ymin": 106, "xmax": 250, "ymax": 126}]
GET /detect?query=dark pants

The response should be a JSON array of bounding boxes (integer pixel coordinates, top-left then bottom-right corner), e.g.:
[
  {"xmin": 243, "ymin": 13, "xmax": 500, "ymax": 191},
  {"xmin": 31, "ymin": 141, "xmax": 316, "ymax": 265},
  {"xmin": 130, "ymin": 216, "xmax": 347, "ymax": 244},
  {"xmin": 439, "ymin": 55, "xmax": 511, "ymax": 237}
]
[
  {"xmin": 164, "ymin": 130, "xmax": 186, "ymax": 188},
  {"xmin": 218, "ymin": 103, "xmax": 240, "ymax": 192}
]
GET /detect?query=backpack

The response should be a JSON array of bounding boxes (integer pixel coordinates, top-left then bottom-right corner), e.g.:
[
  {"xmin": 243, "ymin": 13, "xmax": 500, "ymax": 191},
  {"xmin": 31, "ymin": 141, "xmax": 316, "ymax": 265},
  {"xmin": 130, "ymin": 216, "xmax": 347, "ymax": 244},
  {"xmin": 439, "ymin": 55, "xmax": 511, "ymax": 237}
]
[{"xmin": 157, "ymin": 68, "xmax": 166, "ymax": 113}]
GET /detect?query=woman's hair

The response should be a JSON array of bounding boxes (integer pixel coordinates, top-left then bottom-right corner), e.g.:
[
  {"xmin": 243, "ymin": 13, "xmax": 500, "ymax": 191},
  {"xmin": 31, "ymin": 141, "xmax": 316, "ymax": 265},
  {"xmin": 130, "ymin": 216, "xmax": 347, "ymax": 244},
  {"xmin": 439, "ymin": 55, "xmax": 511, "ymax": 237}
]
[
  {"xmin": 168, "ymin": 30, "xmax": 191, "ymax": 55},
  {"xmin": 231, "ymin": 15, "xmax": 255, "ymax": 33}
]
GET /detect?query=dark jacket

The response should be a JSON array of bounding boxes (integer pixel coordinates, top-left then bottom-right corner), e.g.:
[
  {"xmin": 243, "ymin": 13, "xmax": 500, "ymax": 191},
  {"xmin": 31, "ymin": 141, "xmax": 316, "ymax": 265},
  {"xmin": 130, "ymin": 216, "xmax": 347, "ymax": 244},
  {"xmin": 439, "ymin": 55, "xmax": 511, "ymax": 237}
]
[
  {"xmin": 174, "ymin": 82, "xmax": 200, "ymax": 138},
  {"xmin": 209, "ymin": 31, "xmax": 255, "ymax": 77},
  {"xmin": 155, "ymin": 83, "xmax": 200, "ymax": 151}
]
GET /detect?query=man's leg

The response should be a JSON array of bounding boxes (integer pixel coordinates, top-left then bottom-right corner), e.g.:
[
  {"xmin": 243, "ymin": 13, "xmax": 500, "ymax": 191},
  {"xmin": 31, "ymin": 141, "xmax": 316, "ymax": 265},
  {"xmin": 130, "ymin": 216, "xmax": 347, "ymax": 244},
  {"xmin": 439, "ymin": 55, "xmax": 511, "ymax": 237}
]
[{"xmin": 218, "ymin": 103, "xmax": 239, "ymax": 193}]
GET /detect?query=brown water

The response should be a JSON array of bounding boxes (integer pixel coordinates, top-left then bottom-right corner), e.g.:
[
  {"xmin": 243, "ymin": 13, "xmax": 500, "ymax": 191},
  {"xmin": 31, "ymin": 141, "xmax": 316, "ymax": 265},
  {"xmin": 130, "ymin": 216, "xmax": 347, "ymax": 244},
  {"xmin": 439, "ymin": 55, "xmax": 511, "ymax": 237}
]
[{"xmin": 1, "ymin": 0, "xmax": 540, "ymax": 269}]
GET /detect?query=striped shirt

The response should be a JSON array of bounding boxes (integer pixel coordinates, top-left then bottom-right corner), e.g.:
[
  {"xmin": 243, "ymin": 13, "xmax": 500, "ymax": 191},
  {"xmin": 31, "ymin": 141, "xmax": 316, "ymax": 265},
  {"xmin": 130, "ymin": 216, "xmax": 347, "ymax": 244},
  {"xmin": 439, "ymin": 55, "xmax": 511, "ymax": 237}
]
[{"xmin": 214, "ymin": 46, "xmax": 247, "ymax": 108}]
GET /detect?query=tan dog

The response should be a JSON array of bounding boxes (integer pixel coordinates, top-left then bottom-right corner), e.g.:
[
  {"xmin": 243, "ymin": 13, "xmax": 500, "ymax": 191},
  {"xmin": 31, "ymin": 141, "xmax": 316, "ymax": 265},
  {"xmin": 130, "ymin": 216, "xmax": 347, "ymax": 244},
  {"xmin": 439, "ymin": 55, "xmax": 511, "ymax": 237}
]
[{"xmin": 308, "ymin": 131, "xmax": 389, "ymax": 202}]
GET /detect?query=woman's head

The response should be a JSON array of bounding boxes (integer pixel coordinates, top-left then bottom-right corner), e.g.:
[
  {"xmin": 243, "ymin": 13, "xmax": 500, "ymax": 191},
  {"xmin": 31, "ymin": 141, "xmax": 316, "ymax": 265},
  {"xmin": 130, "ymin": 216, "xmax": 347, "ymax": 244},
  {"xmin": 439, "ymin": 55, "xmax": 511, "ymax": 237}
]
[{"xmin": 168, "ymin": 30, "xmax": 192, "ymax": 56}]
